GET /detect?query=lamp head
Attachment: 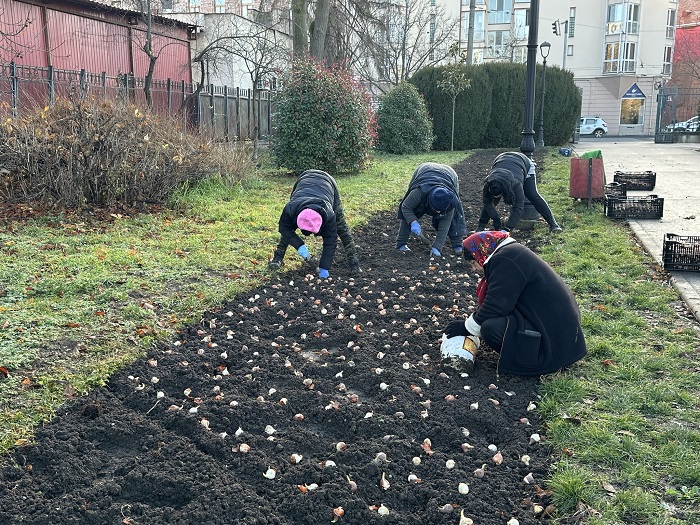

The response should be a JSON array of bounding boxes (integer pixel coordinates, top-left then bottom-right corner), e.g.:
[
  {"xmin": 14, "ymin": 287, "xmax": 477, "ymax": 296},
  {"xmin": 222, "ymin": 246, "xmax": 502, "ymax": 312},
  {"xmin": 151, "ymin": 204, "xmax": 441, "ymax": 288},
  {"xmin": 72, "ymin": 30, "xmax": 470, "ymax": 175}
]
[{"xmin": 540, "ymin": 41, "xmax": 551, "ymax": 59}]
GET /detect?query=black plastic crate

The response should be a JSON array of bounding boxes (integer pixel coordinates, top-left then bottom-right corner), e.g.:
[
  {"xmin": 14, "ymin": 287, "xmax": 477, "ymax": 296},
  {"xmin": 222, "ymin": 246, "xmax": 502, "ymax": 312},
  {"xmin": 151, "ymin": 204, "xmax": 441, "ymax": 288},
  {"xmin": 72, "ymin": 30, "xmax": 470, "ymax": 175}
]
[
  {"xmin": 613, "ymin": 170, "xmax": 656, "ymax": 191},
  {"xmin": 663, "ymin": 234, "xmax": 700, "ymax": 272},
  {"xmin": 604, "ymin": 182, "xmax": 627, "ymax": 198},
  {"xmin": 604, "ymin": 195, "xmax": 664, "ymax": 219}
]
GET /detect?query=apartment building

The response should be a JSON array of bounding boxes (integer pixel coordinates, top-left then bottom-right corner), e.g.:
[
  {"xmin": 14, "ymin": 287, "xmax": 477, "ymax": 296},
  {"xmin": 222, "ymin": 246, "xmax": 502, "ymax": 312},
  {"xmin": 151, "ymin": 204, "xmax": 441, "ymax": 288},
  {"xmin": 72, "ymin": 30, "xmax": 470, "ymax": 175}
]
[{"xmin": 457, "ymin": 0, "xmax": 678, "ymax": 136}]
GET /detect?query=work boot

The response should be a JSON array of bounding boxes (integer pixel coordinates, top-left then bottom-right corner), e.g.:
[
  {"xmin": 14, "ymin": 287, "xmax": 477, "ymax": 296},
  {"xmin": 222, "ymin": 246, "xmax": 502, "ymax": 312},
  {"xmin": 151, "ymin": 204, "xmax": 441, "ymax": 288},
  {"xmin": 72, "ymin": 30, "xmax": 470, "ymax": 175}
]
[
  {"xmin": 268, "ymin": 255, "xmax": 283, "ymax": 270},
  {"xmin": 349, "ymin": 257, "xmax": 362, "ymax": 275},
  {"xmin": 549, "ymin": 221, "xmax": 563, "ymax": 233},
  {"xmin": 452, "ymin": 244, "xmax": 463, "ymax": 255}
]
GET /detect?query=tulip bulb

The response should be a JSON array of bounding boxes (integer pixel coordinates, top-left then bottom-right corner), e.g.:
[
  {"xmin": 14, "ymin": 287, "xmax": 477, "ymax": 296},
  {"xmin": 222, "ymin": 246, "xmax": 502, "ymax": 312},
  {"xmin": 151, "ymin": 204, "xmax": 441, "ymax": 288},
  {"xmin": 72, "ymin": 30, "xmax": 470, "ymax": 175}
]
[
  {"xmin": 377, "ymin": 504, "xmax": 389, "ymax": 516},
  {"xmin": 263, "ymin": 467, "xmax": 276, "ymax": 479},
  {"xmin": 459, "ymin": 510, "xmax": 474, "ymax": 525},
  {"xmin": 379, "ymin": 472, "xmax": 390, "ymax": 490},
  {"xmin": 523, "ymin": 472, "xmax": 535, "ymax": 484},
  {"xmin": 458, "ymin": 482, "xmax": 469, "ymax": 494},
  {"xmin": 474, "ymin": 464, "xmax": 486, "ymax": 478}
]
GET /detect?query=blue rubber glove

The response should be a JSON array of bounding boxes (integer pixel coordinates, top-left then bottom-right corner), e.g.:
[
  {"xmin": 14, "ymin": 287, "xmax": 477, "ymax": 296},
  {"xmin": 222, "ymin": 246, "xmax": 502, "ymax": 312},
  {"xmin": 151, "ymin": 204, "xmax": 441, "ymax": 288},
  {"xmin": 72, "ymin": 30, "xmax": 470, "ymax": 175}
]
[
  {"xmin": 297, "ymin": 245, "xmax": 310, "ymax": 260},
  {"xmin": 318, "ymin": 268, "xmax": 329, "ymax": 279},
  {"xmin": 431, "ymin": 247, "xmax": 441, "ymax": 257},
  {"xmin": 410, "ymin": 221, "xmax": 422, "ymax": 235}
]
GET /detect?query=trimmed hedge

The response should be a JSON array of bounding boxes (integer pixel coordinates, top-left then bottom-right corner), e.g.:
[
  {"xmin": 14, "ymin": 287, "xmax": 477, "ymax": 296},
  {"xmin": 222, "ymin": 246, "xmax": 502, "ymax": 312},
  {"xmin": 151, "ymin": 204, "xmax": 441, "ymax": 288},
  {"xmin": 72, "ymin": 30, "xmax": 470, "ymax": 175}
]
[{"xmin": 411, "ymin": 62, "xmax": 581, "ymax": 150}]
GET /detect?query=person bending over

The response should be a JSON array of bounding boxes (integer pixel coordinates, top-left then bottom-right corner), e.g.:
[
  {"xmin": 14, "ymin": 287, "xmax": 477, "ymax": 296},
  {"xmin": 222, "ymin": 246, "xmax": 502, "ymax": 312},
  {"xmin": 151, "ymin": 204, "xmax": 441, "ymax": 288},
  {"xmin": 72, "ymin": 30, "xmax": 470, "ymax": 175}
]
[
  {"xmin": 477, "ymin": 151, "xmax": 562, "ymax": 233},
  {"xmin": 269, "ymin": 169, "xmax": 361, "ymax": 278},
  {"xmin": 396, "ymin": 162, "xmax": 467, "ymax": 257}
]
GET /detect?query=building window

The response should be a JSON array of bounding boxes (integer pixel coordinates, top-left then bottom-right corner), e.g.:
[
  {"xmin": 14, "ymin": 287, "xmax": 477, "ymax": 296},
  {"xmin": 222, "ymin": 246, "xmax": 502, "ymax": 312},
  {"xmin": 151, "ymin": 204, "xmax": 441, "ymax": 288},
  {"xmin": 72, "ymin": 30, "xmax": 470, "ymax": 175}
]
[
  {"xmin": 626, "ymin": 4, "xmax": 640, "ymax": 34},
  {"xmin": 189, "ymin": 0, "xmax": 201, "ymax": 13},
  {"xmin": 161, "ymin": 0, "xmax": 173, "ymax": 12},
  {"xmin": 607, "ymin": 3, "xmax": 624, "ymax": 34},
  {"xmin": 464, "ymin": 10, "xmax": 485, "ymax": 42},
  {"xmin": 667, "ymin": 9, "xmax": 676, "ymax": 39},
  {"xmin": 472, "ymin": 49, "xmax": 484, "ymax": 64},
  {"xmin": 663, "ymin": 46, "xmax": 673, "ymax": 75},
  {"xmin": 569, "ymin": 7, "xmax": 575, "ymax": 37},
  {"xmin": 512, "ymin": 46, "xmax": 527, "ymax": 64},
  {"xmin": 567, "ymin": 45, "xmax": 574, "ymax": 56},
  {"xmin": 604, "ymin": 42, "xmax": 620, "ymax": 73},
  {"xmin": 429, "ymin": 14, "xmax": 436, "ymax": 60},
  {"xmin": 513, "ymin": 9, "xmax": 529, "ymax": 40},
  {"xmin": 215, "ymin": 0, "xmax": 225, "ymax": 13},
  {"xmin": 242, "ymin": 0, "xmax": 252, "ymax": 18},
  {"xmin": 622, "ymin": 42, "xmax": 636, "ymax": 72},
  {"xmin": 487, "ymin": 30, "xmax": 510, "ymax": 57},
  {"xmin": 488, "ymin": 0, "xmax": 510, "ymax": 24}
]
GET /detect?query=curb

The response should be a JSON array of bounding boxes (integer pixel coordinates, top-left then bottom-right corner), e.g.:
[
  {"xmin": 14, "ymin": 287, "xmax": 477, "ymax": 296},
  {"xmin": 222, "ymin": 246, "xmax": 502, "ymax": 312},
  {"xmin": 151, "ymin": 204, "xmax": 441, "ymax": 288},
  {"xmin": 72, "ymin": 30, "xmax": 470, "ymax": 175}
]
[{"xmin": 629, "ymin": 220, "xmax": 700, "ymax": 324}]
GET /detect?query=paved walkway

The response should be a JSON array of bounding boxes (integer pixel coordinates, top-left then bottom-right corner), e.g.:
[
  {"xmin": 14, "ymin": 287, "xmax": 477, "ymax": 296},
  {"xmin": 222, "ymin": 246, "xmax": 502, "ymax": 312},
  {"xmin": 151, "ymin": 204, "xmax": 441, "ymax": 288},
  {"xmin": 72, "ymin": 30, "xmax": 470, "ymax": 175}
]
[{"xmin": 570, "ymin": 136, "xmax": 700, "ymax": 322}]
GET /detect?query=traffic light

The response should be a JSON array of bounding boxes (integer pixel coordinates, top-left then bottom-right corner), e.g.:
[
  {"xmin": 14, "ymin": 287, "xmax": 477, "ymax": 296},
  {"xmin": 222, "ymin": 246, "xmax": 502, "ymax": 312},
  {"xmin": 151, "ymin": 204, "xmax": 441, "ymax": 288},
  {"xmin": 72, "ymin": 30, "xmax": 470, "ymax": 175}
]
[{"xmin": 552, "ymin": 21, "xmax": 560, "ymax": 36}]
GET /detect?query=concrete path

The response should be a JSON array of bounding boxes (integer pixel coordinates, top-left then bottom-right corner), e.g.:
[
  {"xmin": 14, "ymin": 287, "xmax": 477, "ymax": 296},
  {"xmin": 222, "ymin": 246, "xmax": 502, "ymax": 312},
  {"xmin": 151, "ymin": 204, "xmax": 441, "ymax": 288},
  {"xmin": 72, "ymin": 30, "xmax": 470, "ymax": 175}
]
[{"xmin": 570, "ymin": 136, "xmax": 700, "ymax": 322}]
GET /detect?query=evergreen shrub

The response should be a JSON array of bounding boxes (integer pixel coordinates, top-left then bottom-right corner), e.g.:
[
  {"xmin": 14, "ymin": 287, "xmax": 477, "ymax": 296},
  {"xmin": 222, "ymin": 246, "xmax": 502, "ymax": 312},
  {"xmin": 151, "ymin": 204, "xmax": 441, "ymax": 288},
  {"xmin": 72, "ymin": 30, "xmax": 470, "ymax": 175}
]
[
  {"xmin": 271, "ymin": 56, "xmax": 376, "ymax": 174},
  {"xmin": 375, "ymin": 82, "xmax": 433, "ymax": 154}
]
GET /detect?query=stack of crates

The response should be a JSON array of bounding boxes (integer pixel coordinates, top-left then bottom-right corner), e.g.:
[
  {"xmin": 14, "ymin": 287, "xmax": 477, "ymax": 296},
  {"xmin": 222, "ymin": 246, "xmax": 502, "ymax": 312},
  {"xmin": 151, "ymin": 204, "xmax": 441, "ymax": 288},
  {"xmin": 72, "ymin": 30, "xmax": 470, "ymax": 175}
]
[{"xmin": 605, "ymin": 171, "xmax": 663, "ymax": 219}]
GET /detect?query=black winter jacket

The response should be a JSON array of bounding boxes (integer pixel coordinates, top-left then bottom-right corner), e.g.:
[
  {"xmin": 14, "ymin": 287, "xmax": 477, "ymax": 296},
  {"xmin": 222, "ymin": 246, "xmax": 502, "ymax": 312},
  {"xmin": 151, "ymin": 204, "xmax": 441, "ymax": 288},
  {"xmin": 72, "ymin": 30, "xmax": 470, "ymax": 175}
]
[
  {"xmin": 278, "ymin": 170, "xmax": 339, "ymax": 270},
  {"xmin": 481, "ymin": 152, "xmax": 533, "ymax": 230},
  {"xmin": 474, "ymin": 241, "xmax": 587, "ymax": 375}
]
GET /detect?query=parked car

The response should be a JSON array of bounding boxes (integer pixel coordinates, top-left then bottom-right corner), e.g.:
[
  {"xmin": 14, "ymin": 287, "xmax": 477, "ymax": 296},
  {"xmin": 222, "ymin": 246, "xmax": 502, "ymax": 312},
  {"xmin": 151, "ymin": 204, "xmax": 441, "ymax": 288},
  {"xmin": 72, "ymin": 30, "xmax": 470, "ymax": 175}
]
[
  {"xmin": 666, "ymin": 116, "xmax": 700, "ymax": 132},
  {"xmin": 580, "ymin": 117, "xmax": 608, "ymax": 138}
]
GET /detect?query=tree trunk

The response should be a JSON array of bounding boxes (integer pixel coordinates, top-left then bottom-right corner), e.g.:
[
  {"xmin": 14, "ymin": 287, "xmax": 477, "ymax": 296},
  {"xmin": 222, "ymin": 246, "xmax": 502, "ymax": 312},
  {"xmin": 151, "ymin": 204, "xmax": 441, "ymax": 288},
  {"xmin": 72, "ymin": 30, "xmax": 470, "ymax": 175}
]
[
  {"xmin": 291, "ymin": 0, "xmax": 307, "ymax": 56},
  {"xmin": 310, "ymin": 0, "xmax": 330, "ymax": 60}
]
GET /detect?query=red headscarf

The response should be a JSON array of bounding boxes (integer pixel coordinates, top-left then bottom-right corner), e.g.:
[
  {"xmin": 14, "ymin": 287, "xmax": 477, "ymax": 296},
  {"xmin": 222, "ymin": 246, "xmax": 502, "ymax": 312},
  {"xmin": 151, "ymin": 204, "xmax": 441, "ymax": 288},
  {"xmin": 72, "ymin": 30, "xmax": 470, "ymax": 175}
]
[{"xmin": 462, "ymin": 231, "xmax": 511, "ymax": 266}]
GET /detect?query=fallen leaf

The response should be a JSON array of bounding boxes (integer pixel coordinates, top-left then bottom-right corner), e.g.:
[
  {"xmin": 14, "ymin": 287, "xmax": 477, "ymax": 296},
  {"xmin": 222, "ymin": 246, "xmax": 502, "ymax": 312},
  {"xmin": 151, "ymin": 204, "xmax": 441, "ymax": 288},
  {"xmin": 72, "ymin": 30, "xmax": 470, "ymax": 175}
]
[
  {"xmin": 0, "ymin": 366, "xmax": 8, "ymax": 378},
  {"xmin": 602, "ymin": 482, "xmax": 617, "ymax": 493},
  {"xmin": 601, "ymin": 359, "xmax": 616, "ymax": 366}
]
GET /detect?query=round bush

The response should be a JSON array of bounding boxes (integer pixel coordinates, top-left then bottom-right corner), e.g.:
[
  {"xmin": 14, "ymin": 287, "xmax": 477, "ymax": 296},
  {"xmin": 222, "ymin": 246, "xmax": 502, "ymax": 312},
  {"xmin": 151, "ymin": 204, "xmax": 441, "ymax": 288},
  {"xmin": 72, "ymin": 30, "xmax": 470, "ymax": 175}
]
[
  {"xmin": 376, "ymin": 82, "xmax": 434, "ymax": 154},
  {"xmin": 271, "ymin": 57, "xmax": 376, "ymax": 174}
]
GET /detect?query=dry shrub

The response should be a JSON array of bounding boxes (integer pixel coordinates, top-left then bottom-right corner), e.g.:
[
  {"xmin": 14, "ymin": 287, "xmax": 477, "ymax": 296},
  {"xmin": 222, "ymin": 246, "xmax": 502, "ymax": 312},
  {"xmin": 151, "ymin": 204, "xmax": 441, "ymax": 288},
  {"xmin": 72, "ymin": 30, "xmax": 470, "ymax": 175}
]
[{"xmin": 0, "ymin": 98, "xmax": 252, "ymax": 208}]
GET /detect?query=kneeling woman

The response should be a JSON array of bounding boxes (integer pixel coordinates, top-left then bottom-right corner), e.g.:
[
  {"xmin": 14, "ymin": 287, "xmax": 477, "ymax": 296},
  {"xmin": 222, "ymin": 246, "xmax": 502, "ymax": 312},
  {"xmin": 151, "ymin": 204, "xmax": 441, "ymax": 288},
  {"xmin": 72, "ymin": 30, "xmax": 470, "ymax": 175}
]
[{"xmin": 444, "ymin": 231, "xmax": 586, "ymax": 376}]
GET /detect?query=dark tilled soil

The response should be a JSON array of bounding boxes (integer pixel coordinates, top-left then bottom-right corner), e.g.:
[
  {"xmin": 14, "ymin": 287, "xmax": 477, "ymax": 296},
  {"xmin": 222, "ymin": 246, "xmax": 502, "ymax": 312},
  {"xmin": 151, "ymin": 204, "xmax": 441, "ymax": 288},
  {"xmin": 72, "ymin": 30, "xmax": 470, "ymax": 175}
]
[{"xmin": 0, "ymin": 151, "xmax": 560, "ymax": 525}]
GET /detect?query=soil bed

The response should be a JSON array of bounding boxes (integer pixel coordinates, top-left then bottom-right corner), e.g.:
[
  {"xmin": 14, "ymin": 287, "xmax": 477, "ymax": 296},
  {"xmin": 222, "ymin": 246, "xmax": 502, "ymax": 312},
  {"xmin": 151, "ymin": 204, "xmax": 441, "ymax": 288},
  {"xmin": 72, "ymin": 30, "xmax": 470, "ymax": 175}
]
[{"xmin": 1, "ymin": 151, "xmax": 558, "ymax": 525}]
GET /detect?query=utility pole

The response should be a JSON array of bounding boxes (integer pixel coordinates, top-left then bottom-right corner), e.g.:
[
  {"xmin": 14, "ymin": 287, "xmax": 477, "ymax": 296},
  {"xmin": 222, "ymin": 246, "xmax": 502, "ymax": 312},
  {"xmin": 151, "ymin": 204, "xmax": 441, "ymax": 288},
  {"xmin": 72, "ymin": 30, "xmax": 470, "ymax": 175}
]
[
  {"xmin": 561, "ymin": 20, "xmax": 569, "ymax": 69},
  {"xmin": 466, "ymin": 0, "xmax": 476, "ymax": 64}
]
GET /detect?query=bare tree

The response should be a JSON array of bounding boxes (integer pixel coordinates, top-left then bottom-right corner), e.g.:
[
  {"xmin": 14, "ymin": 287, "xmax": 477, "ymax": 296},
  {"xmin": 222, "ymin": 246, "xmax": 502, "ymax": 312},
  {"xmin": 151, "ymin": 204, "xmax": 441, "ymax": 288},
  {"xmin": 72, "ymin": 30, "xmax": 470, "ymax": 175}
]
[
  {"xmin": 338, "ymin": 0, "xmax": 458, "ymax": 94},
  {"xmin": 1, "ymin": 7, "xmax": 34, "ymax": 63},
  {"xmin": 189, "ymin": 15, "xmax": 290, "ymax": 158},
  {"xmin": 672, "ymin": 28, "xmax": 700, "ymax": 89}
]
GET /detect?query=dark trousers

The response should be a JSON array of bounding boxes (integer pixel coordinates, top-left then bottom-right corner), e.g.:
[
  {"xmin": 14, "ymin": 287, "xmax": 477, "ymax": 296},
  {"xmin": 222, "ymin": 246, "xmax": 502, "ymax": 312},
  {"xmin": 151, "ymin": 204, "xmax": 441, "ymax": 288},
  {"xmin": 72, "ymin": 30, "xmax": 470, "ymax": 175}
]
[
  {"xmin": 274, "ymin": 203, "xmax": 358, "ymax": 263},
  {"xmin": 523, "ymin": 176, "xmax": 557, "ymax": 226}
]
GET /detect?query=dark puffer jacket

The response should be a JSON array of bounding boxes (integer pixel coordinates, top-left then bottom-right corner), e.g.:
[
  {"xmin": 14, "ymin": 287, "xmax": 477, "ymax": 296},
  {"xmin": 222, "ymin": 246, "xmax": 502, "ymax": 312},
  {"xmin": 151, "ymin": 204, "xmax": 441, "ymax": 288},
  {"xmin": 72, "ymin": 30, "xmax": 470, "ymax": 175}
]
[
  {"xmin": 398, "ymin": 163, "xmax": 467, "ymax": 248},
  {"xmin": 481, "ymin": 152, "xmax": 532, "ymax": 230},
  {"xmin": 472, "ymin": 241, "xmax": 587, "ymax": 375},
  {"xmin": 278, "ymin": 170, "xmax": 339, "ymax": 270}
]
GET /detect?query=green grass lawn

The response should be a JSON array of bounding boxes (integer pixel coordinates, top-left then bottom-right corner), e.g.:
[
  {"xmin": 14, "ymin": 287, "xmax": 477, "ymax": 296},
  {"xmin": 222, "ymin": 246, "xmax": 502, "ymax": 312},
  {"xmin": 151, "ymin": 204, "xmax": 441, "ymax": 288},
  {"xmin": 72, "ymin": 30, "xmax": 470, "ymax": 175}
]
[{"xmin": 1, "ymin": 149, "xmax": 698, "ymax": 524}]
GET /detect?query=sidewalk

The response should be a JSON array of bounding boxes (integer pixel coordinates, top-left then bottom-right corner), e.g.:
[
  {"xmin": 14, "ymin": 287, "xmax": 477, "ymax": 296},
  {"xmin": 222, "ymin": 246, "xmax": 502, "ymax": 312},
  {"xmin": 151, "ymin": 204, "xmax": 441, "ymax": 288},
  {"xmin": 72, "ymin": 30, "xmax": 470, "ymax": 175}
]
[{"xmin": 570, "ymin": 136, "xmax": 700, "ymax": 322}]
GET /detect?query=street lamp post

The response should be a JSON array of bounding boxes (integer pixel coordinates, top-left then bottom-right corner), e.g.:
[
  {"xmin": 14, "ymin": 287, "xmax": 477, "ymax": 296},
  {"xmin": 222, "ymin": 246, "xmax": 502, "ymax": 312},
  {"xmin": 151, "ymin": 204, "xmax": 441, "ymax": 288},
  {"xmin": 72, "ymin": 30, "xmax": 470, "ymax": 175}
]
[
  {"xmin": 519, "ymin": 0, "xmax": 540, "ymax": 158},
  {"xmin": 535, "ymin": 41, "xmax": 551, "ymax": 149}
]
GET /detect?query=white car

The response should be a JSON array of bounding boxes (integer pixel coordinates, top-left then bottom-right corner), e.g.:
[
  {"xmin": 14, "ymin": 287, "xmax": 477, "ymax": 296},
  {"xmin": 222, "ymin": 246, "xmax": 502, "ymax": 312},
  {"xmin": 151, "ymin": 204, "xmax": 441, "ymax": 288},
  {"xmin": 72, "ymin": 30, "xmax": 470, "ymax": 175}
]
[
  {"xmin": 667, "ymin": 116, "xmax": 700, "ymax": 132},
  {"xmin": 580, "ymin": 117, "xmax": 608, "ymax": 138}
]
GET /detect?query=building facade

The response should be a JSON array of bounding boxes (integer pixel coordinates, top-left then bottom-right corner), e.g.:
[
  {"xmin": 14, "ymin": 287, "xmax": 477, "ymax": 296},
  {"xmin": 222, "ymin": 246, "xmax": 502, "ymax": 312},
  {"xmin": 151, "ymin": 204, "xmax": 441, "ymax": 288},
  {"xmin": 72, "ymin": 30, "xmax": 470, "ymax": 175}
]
[{"xmin": 456, "ymin": 0, "xmax": 679, "ymax": 136}]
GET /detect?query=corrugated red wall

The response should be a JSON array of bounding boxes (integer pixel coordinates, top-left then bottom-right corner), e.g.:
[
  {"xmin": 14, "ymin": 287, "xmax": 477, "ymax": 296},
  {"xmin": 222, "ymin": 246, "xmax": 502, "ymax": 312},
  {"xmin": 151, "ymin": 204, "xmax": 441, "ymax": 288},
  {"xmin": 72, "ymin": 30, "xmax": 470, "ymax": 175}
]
[
  {"xmin": 1, "ymin": 0, "xmax": 191, "ymax": 82},
  {"xmin": 1, "ymin": 1, "xmax": 48, "ymax": 67}
]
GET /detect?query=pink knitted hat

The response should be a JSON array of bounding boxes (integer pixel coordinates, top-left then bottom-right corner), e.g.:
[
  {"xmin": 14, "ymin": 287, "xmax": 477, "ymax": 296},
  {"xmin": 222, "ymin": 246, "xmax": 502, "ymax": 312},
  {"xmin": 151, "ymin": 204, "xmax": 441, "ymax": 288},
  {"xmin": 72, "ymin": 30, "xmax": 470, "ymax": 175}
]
[{"xmin": 297, "ymin": 209, "xmax": 323, "ymax": 233}]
